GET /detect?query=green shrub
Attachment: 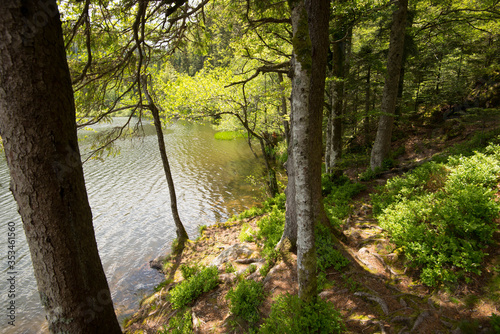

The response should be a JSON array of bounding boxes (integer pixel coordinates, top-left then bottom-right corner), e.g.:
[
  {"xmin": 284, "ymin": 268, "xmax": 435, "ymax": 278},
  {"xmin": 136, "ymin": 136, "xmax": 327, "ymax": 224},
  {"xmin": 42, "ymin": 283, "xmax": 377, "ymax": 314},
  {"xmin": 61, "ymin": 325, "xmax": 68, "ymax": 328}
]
[
  {"xmin": 239, "ymin": 223, "xmax": 255, "ymax": 242},
  {"xmin": 259, "ymin": 294, "xmax": 345, "ymax": 334},
  {"xmin": 159, "ymin": 308, "xmax": 194, "ymax": 334},
  {"xmin": 169, "ymin": 266, "xmax": 219, "ymax": 309},
  {"xmin": 359, "ymin": 167, "xmax": 378, "ymax": 181},
  {"xmin": 433, "ymin": 129, "xmax": 500, "ymax": 162},
  {"xmin": 323, "ymin": 177, "xmax": 365, "ymax": 228},
  {"xmin": 226, "ymin": 280, "xmax": 265, "ymax": 325},
  {"xmin": 489, "ymin": 314, "xmax": 500, "ymax": 334},
  {"xmin": 315, "ymin": 223, "xmax": 349, "ymax": 290},
  {"xmin": 375, "ymin": 148, "xmax": 500, "ymax": 286},
  {"xmin": 257, "ymin": 209, "xmax": 285, "ymax": 256},
  {"xmin": 231, "ymin": 193, "xmax": 286, "ymax": 222},
  {"xmin": 446, "ymin": 153, "xmax": 500, "ymax": 190},
  {"xmin": 180, "ymin": 264, "xmax": 201, "ymax": 280},
  {"xmin": 371, "ymin": 161, "xmax": 448, "ymax": 215}
]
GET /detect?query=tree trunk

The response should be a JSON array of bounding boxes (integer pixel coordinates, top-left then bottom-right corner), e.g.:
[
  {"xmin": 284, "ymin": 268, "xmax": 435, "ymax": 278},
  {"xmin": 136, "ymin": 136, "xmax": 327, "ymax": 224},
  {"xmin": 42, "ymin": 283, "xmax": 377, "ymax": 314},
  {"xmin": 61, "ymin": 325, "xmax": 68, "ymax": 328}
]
[
  {"xmin": 288, "ymin": 0, "xmax": 329, "ymax": 303},
  {"xmin": 258, "ymin": 137, "xmax": 279, "ymax": 197},
  {"xmin": 143, "ymin": 78, "xmax": 189, "ymax": 247},
  {"xmin": 325, "ymin": 7, "xmax": 347, "ymax": 175},
  {"xmin": 278, "ymin": 72, "xmax": 291, "ymax": 145},
  {"xmin": 364, "ymin": 63, "xmax": 372, "ymax": 146},
  {"xmin": 370, "ymin": 0, "xmax": 408, "ymax": 170},
  {"xmin": 281, "ymin": 109, "xmax": 297, "ymax": 251},
  {"xmin": 0, "ymin": 1, "xmax": 121, "ymax": 333}
]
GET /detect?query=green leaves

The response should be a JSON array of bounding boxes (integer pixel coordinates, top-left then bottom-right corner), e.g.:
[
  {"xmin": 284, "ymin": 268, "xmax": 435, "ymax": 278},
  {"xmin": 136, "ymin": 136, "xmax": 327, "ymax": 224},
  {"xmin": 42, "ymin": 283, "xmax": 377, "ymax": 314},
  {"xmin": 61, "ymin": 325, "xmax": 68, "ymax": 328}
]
[
  {"xmin": 259, "ymin": 294, "xmax": 345, "ymax": 334},
  {"xmin": 374, "ymin": 147, "xmax": 500, "ymax": 286},
  {"xmin": 169, "ymin": 266, "xmax": 220, "ymax": 309},
  {"xmin": 226, "ymin": 280, "xmax": 265, "ymax": 325}
]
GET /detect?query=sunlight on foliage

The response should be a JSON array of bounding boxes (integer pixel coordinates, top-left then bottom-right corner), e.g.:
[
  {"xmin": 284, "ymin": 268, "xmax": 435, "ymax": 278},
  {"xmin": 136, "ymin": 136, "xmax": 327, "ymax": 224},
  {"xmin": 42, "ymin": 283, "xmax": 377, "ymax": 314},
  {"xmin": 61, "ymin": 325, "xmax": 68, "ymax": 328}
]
[{"xmin": 373, "ymin": 145, "xmax": 500, "ymax": 286}]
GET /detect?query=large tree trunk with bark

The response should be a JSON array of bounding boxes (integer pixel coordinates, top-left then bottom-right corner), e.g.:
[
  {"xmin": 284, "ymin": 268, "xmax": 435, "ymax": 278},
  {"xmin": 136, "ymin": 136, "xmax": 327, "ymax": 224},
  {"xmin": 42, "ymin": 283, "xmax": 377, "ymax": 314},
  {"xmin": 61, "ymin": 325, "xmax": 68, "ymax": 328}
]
[
  {"xmin": 370, "ymin": 0, "xmax": 408, "ymax": 170},
  {"xmin": 0, "ymin": 1, "xmax": 121, "ymax": 333},
  {"xmin": 143, "ymin": 77, "xmax": 189, "ymax": 247},
  {"xmin": 287, "ymin": 0, "xmax": 330, "ymax": 303}
]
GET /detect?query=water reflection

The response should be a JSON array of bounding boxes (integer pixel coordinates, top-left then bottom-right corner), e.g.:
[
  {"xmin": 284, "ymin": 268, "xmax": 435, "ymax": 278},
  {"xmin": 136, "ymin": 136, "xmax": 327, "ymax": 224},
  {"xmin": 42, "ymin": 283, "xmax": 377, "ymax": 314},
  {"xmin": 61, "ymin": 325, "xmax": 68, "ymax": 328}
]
[{"xmin": 0, "ymin": 119, "xmax": 263, "ymax": 333}]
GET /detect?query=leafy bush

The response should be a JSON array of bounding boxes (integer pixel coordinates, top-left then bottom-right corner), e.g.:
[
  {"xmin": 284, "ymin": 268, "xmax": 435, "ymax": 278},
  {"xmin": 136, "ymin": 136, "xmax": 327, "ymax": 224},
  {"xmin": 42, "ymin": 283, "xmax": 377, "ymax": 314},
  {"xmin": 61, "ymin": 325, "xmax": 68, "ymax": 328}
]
[
  {"xmin": 256, "ymin": 209, "xmax": 285, "ymax": 256},
  {"xmin": 259, "ymin": 294, "xmax": 345, "ymax": 334},
  {"xmin": 323, "ymin": 177, "xmax": 365, "ymax": 228},
  {"xmin": 231, "ymin": 193, "xmax": 286, "ymax": 222},
  {"xmin": 159, "ymin": 308, "xmax": 193, "ymax": 334},
  {"xmin": 374, "ymin": 148, "xmax": 500, "ymax": 286},
  {"xmin": 226, "ymin": 280, "xmax": 265, "ymax": 325},
  {"xmin": 169, "ymin": 266, "xmax": 219, "ymax": 309},
  {"xmin": 180, "ymin": 264, "xmax": 201, "ymax": 280},
  {"xmin": 239, "ymin": 223, "xmax": 255, "ymax": 242},
  {"xmin": 489, "ymin": 314, "xmax": 500, "ymax": 334},
  {"xmin": 433, "ymin": 129, "xmax": 500, "ymax": 163},
  {"xmin": 316, "ymin": 223, "xmax": 349, "ymax": 290},
  {"xmin": 371, "ymin": 161, "xmax": 448, "ymax": 215}
]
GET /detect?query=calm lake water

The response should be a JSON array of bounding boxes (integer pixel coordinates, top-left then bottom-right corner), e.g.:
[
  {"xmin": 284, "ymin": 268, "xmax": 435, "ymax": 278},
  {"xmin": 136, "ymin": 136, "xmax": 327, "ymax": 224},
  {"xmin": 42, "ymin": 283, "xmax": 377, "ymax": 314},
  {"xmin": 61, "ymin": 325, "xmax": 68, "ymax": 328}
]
[{"xmin": 0, "ymin": 119, "xmax": 263, "ymax": 333}]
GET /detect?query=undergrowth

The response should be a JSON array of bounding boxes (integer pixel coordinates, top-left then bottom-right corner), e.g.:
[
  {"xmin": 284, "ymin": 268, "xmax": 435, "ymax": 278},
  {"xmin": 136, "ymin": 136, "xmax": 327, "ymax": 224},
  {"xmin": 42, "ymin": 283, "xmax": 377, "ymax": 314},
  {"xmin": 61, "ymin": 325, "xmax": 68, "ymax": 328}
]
[
  {"xmin": 259, "ymin": 294, "xmax": 345, "ymax": 334},
  {"xmin": 158, "ymin": 308, "xmax": 193, "ymax": 334},
  {"xmin": 169, "ymin": 265, "xmax": 220, "ymax": 309},
  {"xmin": 226, "ymin": 279, "xmax": 265, "ymax": 327},
  {"xmin": 322, "ymin": 174, "xmax": 365, "ymax": 228},
  {"xmin": 372, "ymin": 143, "xmax": 500, "ymax": 286}
]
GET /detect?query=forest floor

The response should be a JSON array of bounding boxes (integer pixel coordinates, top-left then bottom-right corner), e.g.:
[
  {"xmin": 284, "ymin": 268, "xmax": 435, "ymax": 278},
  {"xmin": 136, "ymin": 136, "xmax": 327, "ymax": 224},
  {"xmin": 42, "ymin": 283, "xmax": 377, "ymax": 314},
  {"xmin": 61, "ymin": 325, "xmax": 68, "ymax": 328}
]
[{"xmin": 125, "ymin": 110, "xmax": 500, "ymax": 334}]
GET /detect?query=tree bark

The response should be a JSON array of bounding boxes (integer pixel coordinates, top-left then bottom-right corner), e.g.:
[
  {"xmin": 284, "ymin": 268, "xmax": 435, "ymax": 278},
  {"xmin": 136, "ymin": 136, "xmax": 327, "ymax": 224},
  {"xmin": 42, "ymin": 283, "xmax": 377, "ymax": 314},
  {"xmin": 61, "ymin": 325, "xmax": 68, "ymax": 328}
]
[
  {"xmin": 281, "ymin": 108, "xmax": 297, "ymax": 251},
  {"xmin": 287, "ymin": 0, "xmax": 329, "ymax": 303},
  {"xmin": 278, "ymin": 72, "xmax": 291, "ymax": 145},
  {"xmin": 370, "ymin": 0, "xmax": 408, "ymax": 170},
  {"xmin": 0, "ymin": 1, "xmax": 121, "ymax": 333},
  {"xmin": 325, "ymin": 5, "xmax": 347, "ymax": 175},
  {"xmin": 364, "ymin": 63, "xmax": 372, "ymax": 146},
  {"xmin": 143, "ymin": 77, "xmax": 189, "ymax": 246}
]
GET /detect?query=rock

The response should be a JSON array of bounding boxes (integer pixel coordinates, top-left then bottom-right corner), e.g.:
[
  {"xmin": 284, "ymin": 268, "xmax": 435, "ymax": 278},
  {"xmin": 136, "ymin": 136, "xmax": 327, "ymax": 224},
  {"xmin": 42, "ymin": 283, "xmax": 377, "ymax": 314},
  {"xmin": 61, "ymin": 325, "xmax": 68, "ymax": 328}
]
[
  {"xmin": 210, "ymin": 243, "xmax": 254, "ymax": 267},
  {"xmin": 219, "ymin": 273, "xmax": 236, "ymax": 284},
  {"xmin": 319, "ymin": 290, "xmax": 335, "ymax": 300},
  {"xmin": 149, "ymin": 256, "xmax": 165, "ymax": 271},
  {"xmin": 358, "ymin": 247, "xmax": 370, "ymax": 255}
]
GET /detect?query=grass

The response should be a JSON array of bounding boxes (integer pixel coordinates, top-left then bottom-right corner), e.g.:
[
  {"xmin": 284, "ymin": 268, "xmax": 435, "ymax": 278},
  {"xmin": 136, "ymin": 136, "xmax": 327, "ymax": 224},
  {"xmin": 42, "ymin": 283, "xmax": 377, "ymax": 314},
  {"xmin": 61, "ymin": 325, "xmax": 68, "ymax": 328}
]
[{"xmin": 214, "ymin": 131, "xmax": 247, "ymax": 140}]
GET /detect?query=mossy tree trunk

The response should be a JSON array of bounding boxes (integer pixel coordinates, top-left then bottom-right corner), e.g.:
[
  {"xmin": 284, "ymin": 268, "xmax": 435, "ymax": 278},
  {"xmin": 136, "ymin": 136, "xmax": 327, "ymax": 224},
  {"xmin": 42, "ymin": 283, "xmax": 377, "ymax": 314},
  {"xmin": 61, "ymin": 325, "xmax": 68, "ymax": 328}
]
[
  {"xmin": 0, "ymin": 1, "xmax": 122, "ymax": 332},
  {"xmin": 287, "ymin": 0, "xmax": 330, "ymax": 303}
]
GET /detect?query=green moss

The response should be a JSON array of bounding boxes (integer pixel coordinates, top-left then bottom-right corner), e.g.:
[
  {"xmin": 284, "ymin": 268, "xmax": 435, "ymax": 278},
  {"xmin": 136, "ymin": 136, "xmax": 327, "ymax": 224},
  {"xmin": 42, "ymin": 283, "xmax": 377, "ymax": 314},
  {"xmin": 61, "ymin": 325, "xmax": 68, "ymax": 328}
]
[
  {"xmin": 298, "ymin": 246, "xmax": 318, "ymax": 303},
  {"xmin": 214, "ymin": 131, "xmax": 247, "ymax": 140},
  {"xmin": 291, "ymin": 7, "xmax": 312, "ymax": 73}
]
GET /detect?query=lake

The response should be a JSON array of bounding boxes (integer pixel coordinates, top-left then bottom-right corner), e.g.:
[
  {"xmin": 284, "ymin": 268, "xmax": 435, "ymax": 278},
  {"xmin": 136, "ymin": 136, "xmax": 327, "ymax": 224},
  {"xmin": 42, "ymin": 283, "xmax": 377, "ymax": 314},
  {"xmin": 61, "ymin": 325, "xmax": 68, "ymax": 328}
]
[{"xmin": 0, "ymin": 119, "xmax": 263, "ymax": 333}]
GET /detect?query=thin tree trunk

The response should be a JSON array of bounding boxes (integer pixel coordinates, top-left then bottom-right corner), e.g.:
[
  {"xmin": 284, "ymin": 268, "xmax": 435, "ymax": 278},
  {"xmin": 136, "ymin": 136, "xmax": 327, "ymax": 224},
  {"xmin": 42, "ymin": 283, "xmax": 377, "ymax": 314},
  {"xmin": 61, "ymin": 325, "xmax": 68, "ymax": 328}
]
[
  {"xmin": 258, "ymin": 137, "xmax": 279, "ymax": 197},
  {"xmin": 370, "ymin": 0, "xmax": 408, "ymax": 170},
  {"xmin": 280, "ymin": 109, "xmax": 297, "ymax": 251},
  {"xmin": 278, "ymin": 72, "xmax": 291, "ymax": 145},
  {"xmin": 325, "ymin": 14, "xmax": 346, "ymax": 175},
  {"xmin": 0, "ymin": 1, "xmax": 121, "ymax": 332},
  {"xmin": 143, "ymin": 78, "xmax": 189, "ymax": 246},
  {"xmin": 364, "ymin": 64, "xmax": 372, "ymax": 146}
]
